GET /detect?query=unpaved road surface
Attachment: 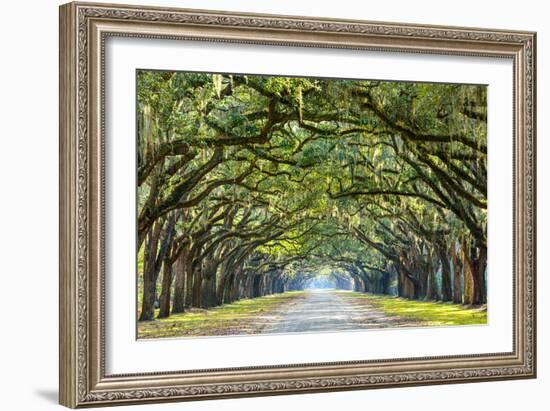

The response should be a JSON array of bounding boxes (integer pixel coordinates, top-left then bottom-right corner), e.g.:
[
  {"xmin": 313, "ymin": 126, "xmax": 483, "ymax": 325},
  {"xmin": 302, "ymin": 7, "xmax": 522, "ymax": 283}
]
[{"xmin": 265, "ymin": 289, "xmax": 421, "ymax": 334}]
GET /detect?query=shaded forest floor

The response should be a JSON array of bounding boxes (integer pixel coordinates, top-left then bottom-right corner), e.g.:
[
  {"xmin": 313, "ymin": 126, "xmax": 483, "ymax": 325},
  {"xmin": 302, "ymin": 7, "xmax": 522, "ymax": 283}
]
[
  {"xmin": 137, "ymin": 290, "xmax": 487, "ymax": 339},
  {"xmin": 137, "ymin": 291, "xmax": 308, "ymax": 339}
]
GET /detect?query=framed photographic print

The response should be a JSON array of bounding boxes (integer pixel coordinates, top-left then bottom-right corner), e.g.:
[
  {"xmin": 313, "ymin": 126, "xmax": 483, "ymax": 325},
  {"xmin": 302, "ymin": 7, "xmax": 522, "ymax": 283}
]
[{"xmin": 59, "ymin": 1, "xmax": 537, "ymax": 408}]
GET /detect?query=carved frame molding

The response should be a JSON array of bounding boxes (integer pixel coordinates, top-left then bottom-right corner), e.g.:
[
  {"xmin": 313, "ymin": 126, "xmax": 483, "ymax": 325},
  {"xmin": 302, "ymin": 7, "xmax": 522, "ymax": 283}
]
[{"xmin": 59, "ymin": 2, "xmax": 536, "ymax": 407}]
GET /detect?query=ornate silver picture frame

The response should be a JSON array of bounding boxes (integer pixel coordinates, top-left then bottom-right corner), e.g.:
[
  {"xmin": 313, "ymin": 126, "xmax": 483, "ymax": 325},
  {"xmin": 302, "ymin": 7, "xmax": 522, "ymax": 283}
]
[{"xmin": 59, "ymin": 1, "xmax": 536, "ymax": 407}]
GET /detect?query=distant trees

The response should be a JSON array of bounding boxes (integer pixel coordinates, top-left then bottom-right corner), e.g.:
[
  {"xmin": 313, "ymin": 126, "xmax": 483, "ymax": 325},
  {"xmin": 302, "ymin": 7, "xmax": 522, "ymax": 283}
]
[{"xmin": 137, "ymin": 71, "xmax": 487, "ymax": 321}]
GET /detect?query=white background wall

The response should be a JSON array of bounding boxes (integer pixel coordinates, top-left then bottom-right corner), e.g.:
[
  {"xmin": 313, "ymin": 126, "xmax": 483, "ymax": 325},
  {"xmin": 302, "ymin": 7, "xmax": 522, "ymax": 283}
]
[{"xmin": 0, "ymin": 0, "xmax": 546, "ymax": 410}]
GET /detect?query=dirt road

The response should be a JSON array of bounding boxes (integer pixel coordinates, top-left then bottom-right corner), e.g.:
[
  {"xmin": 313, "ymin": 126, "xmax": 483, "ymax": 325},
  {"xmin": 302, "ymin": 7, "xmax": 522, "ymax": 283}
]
[{"xmin": 265, "ymin": 289, "xmax": 416, "ymax": 334}]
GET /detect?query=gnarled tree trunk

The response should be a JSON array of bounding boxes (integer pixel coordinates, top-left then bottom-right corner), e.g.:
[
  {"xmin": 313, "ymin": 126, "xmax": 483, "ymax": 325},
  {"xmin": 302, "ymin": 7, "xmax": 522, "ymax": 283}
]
[
  {"xmin": 437, "ymin": 243, "xmax": 453, "ymax": 302},
  {"xmin": 172, "ymin": 248, "xmax": 189, "ymax": 313},
  {"xmin": 158, "ymin": 256, "xmax": 174, "ymax": 318},
  {"xmin": 426, "ymin": 266, "xmax": 439, "ymax": 301},
  {"xmin": 462, "ymin": 238, "xmax": 487, "ymax": 305},
  {"xmin": 451, "ymin": 244, "xmax": 463, "ymax": 304},
  {"xmin": 139, "ymin": 220, "xmax": 163, "ymax": 321}
]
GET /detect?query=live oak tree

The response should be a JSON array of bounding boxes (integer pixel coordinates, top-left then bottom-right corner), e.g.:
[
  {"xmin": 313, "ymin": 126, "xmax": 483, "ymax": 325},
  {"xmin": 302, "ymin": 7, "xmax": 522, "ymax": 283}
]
[{"xmin": 136, "ymin": 71, "xmax": 487, "ymax": 321}]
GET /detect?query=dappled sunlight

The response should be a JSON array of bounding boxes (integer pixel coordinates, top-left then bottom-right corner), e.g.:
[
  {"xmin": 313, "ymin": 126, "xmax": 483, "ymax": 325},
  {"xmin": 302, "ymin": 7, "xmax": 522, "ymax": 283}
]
[
  {"xmin": 138, "ymin": 291, "xmax": 308, "ymax": 339},
  {"xmin": 338, "ymin": 292, "xmax": 487, "ymax": 326},
  {"xmin": 139, "ymin": 289, "xmax": 486, "ymax": 339}
]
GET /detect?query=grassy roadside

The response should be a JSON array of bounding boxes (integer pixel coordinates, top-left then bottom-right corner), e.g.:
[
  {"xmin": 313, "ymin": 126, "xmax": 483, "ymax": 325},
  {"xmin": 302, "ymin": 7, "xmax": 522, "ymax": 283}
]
[
  {"xmin": 338, "ymin": 291, "xmax": 487, "ymax": 326},
  {"xmin": 138, "ymin": 291, "xmax": 306, "ymax": 339},
  {"xmin": 138, "ymin": 290, "xmax": 487, "ymax": 339}
]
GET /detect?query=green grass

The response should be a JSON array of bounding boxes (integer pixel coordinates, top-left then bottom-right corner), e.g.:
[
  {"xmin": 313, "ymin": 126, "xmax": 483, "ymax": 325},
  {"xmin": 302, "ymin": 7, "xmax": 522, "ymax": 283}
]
[
  {"xmin": 138, "ymin": 290, "xmax": 487, "ymax": 339},
  {"xmin": 138, "ymin": 291, "xmax": 306, "ymax": 339},
  {"xmin": 339, "ymin": 292, "xmax": 487, "ymax": 326}
]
